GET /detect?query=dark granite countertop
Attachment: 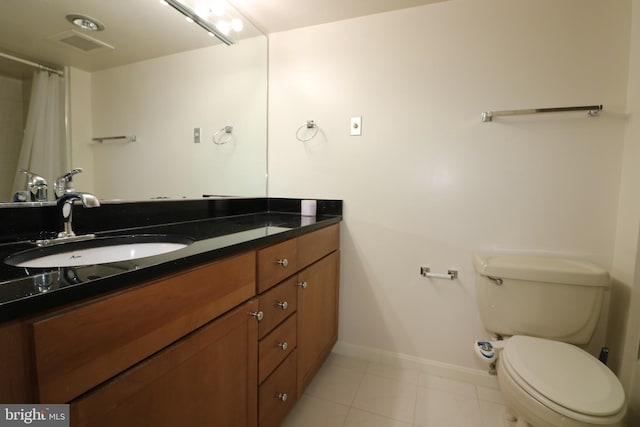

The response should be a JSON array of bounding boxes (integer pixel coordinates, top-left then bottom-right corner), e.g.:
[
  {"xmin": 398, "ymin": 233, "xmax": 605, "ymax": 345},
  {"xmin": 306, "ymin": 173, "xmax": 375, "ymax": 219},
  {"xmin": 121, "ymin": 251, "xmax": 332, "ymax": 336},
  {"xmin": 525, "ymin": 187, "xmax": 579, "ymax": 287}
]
[{"xmin": 0, "ymin": 198, "xmax": 342, "ymax": 323}]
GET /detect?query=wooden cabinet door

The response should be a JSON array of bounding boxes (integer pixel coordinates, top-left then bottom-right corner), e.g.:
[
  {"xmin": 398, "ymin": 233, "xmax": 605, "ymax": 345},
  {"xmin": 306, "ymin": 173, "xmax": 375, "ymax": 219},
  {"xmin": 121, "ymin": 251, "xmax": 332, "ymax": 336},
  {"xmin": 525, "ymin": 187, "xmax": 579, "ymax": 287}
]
[
  {"xmin": 296, "ymin": 251, "xmax": 339, "ymax": 396},
  {"xmin": 70, "ymin": 300, "xmax": 259, "ymax": 427}
]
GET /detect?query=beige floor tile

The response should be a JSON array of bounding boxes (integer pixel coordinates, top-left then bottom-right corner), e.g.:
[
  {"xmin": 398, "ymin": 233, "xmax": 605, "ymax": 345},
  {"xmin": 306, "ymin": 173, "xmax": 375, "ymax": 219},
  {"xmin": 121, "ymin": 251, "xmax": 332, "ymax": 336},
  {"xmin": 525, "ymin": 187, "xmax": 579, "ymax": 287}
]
[
  {"xmin": 343, "ymin": 408, "xmax": 412, "ymax": 427},
  {"xmin": 479, "ymin": 400, "xmax": 509, "ymax": 427},
  {"xmin": 280, "ymin": 394, "xmax": 349, "ymax": 427},
  {"xmin": 419, "ymin": 373, "xmax": 477, "ymax": 398},
  {"xmin": 325, "ymin": 353, "xmax": 370, "ymax": 374},
  {"xmin": 351, "ymin": 373, "xmax": 417, "ymax": 424},
  {"xmin": 286, "ymin": 352, "xmax": 508, "ymax": 427},
  {"xmin": 366, "ymin": 362, "xmax": 420, "ymax": 384},
  {"xmin": 476, "ymin": 385, "xmax": 507, "ymax": 405},
  {"xmin": 304, "ymin": 361, "xmax": 366, "ymax": 405},
  {"xmin": 414, "ymin": 386, "xmax": 482, "ymax": 427}
]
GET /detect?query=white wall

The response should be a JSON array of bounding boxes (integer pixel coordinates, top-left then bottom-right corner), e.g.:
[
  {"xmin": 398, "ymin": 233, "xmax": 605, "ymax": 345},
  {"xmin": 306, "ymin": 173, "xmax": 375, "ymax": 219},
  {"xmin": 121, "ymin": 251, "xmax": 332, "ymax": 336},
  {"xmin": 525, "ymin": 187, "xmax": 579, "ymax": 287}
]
[
  {"xmin": 88, "ymin": 37, "xmax": 267, "ymax": 200},
  {"xmin": 68, "ymin": 67, "xmax": 95, "ymax": 192},
  {"xmin": 268, "ymin": 0, "xmax": 630, "ymax": 373},
  {"xmin": 613, "ymin": 0, "xmax": 640, "ymax": 422},
  {"xmin": 0, "ymin": 74, "xmax": 24, "ymax": 200}
]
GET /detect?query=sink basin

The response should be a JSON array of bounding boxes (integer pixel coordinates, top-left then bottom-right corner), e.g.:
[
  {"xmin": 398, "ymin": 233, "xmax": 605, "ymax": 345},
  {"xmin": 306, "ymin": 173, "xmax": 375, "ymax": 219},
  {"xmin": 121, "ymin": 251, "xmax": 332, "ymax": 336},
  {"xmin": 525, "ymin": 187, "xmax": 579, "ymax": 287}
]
[{"xmin": 5, "ymin": 234, "xmax": 193, "ymax": 268}]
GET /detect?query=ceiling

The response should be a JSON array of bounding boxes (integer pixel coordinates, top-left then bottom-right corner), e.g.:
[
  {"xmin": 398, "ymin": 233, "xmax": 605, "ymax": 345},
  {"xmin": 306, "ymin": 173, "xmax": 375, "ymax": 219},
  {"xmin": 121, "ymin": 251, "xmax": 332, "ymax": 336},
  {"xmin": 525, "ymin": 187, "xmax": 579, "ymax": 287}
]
[
  {"xmin": 231, "ymin": 0, "xmax": 448, "ymax": 34},
  {"xmin": 0, "ymin": 0, "xmax": 446, "ymax": 78}
]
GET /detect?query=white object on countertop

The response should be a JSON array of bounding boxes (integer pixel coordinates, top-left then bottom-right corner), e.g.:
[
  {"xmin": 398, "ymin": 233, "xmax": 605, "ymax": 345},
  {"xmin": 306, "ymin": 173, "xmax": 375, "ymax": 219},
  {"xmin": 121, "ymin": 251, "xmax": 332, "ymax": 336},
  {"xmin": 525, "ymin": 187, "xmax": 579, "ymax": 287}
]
[{"xmin": 301, "ymin": 200, "xmax": 317, "ymax": 216}]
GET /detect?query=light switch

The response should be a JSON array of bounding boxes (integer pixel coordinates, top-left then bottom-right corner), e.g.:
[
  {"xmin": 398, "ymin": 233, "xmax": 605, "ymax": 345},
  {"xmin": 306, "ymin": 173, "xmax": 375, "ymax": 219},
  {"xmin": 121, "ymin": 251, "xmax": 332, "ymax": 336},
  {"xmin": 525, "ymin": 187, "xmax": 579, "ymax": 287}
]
[{"xmin": 350, "ymin": 116, "xmax": 362, "ymax": 136}]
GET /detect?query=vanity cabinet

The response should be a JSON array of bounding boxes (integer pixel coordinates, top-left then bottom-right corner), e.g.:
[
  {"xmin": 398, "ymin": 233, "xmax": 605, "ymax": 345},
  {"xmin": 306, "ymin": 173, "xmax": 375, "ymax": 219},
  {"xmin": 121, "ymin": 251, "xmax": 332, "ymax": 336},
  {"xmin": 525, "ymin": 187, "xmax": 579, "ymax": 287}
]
[{"xmin": 0, "ymin": 222, "xmax": 340, "ymax": 427}]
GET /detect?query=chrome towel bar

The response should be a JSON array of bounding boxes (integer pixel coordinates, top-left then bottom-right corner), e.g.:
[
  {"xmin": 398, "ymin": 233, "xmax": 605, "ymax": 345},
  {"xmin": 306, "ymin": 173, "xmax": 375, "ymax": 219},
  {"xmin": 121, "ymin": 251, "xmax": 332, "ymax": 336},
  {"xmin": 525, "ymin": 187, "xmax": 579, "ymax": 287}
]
[
  {"xmin": 420, "ymin": 266, "xmax": 458, "ymax": 280},
  {"xmin": 481, "ymin": 104, "xmax": 603, "ymax": 122}
]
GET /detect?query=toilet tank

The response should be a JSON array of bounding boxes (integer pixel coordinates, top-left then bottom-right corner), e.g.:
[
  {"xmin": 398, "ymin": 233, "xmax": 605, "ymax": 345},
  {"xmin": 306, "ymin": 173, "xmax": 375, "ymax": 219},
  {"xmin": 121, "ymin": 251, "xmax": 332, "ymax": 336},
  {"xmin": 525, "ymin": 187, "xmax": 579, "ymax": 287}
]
[{"xmin": 473, "ymin": 253, "xmax": 610, "ymax": 344}]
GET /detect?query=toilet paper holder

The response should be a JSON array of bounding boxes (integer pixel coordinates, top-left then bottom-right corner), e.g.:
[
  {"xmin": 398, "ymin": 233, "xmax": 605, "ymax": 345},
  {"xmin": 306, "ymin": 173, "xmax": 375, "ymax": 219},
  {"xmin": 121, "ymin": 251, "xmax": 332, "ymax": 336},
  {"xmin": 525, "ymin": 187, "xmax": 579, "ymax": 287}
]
[{"xmin": 420, "ymin": 266, "xmax": 458, "ymax": 280}]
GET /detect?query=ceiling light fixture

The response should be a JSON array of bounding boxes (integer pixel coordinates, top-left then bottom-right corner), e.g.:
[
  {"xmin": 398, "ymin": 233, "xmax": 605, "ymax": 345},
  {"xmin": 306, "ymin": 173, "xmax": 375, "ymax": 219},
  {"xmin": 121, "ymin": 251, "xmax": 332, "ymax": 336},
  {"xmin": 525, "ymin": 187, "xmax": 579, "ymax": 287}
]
[
  {"xmin": 163, "ymin": 0, "xmax": 236, "ymax": 45},
  {"xmin": 66, "ymin": 14, "xmax": 104, "ymax": 32}
]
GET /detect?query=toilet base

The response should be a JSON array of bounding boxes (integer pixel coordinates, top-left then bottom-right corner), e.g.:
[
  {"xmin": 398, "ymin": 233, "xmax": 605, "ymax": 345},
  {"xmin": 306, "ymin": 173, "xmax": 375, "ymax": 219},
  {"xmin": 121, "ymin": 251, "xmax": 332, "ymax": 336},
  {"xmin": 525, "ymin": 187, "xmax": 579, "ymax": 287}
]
[{"xmin": 503, "ymin": 407, "xmax": 531, "ymax": 427}]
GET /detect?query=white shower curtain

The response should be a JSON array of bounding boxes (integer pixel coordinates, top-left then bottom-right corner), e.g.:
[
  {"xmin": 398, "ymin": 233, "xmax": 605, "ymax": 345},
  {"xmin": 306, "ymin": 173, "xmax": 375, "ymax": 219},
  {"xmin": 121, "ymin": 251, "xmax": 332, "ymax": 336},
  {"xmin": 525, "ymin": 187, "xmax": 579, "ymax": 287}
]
[{"xmin": 11, "ymin": 70, "xmax": 68, "ymax": 199}]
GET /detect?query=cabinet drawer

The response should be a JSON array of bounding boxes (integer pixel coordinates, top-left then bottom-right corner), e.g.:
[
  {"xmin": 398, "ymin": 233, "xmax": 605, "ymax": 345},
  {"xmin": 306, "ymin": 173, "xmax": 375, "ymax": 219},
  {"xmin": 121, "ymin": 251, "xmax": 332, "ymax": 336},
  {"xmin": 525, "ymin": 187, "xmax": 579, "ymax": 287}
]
[
  {"xmin": 257, "ymin": 238, "xmax": 297, "ymax": 292},
  {"xmin": 259, "ymin": 350, "xmax": 297, "ymax": 427},
  {"xmin": 259, "ymin": 313, "xmax": 296, "ymax": 384},
  {"xmin": 298, "ymin": 224, "xmax": 340, "ymax": 269},
  {"xmin": 31, "ymin": 251, "xmax": 256, "ymax": 403},
  {"xmin": 258, "ymin": 276, "xmax": 297, "ymax": 338}
]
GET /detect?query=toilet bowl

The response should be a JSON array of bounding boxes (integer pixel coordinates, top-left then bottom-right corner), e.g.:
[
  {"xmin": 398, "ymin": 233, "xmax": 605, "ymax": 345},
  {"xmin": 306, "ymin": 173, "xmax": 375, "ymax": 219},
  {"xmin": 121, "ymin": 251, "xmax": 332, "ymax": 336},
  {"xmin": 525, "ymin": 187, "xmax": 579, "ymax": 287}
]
[{"xmin": 496, "ymin": 336, "xmax": 626, "ymax": 427}]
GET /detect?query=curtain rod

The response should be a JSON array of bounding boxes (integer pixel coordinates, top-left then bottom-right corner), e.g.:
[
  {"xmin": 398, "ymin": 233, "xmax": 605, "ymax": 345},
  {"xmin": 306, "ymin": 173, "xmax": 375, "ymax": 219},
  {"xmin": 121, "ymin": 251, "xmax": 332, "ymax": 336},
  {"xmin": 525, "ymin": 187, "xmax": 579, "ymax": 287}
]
[{"xmin": 0, "ymin": 52, "xmax": 64, "ymax": 77}]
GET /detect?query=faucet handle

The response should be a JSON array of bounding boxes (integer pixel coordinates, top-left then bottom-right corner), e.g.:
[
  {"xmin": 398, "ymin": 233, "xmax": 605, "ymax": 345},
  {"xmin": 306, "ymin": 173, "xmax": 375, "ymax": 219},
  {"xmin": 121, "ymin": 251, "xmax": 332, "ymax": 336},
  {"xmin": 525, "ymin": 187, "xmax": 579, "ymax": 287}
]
[
  {"xmin": 60, "ymin": 168, "xmax": 83, "ymax": 179},
  {"xmin": 19, "ymin": 169, "xmax": 48, "ymax": 202},
  {"xmin": 19, "ymin": 169, "xmax": 48, "ymax": 186},
  {"xmin": 55, "ymin": 168, "xmax": 83, "ymax": 198}
]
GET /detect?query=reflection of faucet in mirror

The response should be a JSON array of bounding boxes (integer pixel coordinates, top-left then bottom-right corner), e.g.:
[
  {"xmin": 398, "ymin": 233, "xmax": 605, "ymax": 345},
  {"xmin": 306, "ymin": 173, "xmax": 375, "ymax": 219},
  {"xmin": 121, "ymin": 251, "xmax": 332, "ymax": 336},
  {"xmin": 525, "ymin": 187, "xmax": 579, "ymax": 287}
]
[
  {"xmin": 18, "ymin": 169, "xmax": 48, "ymax": 202},
  {"xmin": 50, "ymin": 168, "xmax": 100, "ymax": 243}
]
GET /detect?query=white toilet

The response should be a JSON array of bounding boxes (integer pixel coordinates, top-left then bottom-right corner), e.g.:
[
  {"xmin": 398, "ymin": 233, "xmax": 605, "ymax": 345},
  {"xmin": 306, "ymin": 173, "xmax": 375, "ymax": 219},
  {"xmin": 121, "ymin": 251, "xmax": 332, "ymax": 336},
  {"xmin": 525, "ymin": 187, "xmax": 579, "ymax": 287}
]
[{"xmin": 473, "ymin": 253, "xmax": 626, "ymax": 427}]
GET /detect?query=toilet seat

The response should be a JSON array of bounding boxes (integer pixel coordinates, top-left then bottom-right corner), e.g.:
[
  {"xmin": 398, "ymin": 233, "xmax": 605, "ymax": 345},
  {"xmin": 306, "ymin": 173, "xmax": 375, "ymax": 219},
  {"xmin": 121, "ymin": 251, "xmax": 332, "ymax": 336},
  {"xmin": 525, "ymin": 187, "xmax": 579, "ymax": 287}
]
[{"xmin": 501, "ymin": 336, "xmax": 625, "ymax": 421}]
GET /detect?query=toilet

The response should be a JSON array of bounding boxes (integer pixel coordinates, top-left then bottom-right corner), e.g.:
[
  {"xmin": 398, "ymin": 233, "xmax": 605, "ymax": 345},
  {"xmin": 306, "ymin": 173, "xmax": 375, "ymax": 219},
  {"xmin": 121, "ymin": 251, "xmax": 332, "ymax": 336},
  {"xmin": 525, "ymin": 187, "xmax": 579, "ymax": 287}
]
[{"xmin": 473, "ymin": 253, "xmax": 626, "ymax": 427}]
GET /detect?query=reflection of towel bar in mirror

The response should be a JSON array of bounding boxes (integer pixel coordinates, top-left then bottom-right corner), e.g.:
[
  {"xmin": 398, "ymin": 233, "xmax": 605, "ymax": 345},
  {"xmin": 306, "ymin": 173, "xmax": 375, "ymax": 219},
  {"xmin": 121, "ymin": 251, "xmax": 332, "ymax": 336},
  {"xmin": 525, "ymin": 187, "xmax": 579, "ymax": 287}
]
[
  {"xmin": 213, "ymin": 126, "xmax": 233, "ymax": 145},
  {"xmin": 296, "ymin": 120, "xmax": 319, "ymax": 142},
  {"xmin": 91, "ymin": 136, "xmax": 136, "ymax": 144},
  {"xmin": 481, "ymin": 104, "xmax": 603, "ymax": 122}
]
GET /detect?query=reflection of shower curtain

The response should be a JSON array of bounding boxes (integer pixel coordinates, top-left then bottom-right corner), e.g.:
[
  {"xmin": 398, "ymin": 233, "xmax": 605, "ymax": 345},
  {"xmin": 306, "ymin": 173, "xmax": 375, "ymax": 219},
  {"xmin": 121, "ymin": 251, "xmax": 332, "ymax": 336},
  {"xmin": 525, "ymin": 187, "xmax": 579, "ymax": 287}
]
[{"xmin": 11, "ymin": 70, "xmax": 68, "ymax": 198}]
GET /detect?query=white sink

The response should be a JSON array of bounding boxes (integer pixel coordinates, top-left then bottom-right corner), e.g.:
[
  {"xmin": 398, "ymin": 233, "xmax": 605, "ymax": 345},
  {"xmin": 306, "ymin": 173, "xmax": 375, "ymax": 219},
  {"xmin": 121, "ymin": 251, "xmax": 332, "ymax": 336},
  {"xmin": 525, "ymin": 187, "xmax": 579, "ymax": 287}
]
[{"xmin": 5, "ymin": 235, "xmax": 193, "ymax": 268}]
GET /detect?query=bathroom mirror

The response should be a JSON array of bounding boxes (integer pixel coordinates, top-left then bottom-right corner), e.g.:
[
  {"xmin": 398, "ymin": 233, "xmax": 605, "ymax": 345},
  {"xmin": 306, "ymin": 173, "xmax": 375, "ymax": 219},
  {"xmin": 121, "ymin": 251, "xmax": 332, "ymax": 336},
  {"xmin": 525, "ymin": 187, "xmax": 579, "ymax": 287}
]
[{"xmin": 0, "ymin": 0, "xmax": 267, "ymax": 203}]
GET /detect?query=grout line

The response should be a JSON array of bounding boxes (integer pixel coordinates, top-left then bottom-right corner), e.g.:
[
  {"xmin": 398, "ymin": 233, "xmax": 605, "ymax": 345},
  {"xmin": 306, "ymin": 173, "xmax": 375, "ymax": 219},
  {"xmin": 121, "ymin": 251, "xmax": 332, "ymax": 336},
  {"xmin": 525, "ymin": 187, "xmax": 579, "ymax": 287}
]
[
  {"xmin": 412, "ymin": 375, "xmax": 420, "ymax": 427},
  {"xmin": 347, "ymin": 360, "xmax": 370, "ymax": 406},
  {"xmin": 348, "ymin": 406, "xmax": 415, "ymax": 427}
]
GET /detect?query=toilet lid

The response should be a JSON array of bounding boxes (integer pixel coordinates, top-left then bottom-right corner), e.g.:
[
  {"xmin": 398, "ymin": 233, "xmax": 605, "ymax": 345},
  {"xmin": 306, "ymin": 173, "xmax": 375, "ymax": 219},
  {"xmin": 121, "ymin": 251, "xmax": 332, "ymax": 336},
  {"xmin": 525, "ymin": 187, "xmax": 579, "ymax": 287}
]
[{"xmin": 502, "ymin": 336, "xmax": 625, "ymax": 417}]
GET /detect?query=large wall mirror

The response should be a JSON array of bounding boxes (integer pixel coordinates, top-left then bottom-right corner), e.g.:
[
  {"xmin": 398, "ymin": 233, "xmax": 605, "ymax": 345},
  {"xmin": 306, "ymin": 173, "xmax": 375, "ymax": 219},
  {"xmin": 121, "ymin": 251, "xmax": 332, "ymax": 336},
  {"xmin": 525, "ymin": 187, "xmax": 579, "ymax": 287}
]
[{"xmin": 0, "ymin": 0, "xmax": 267, "ymax": 204}]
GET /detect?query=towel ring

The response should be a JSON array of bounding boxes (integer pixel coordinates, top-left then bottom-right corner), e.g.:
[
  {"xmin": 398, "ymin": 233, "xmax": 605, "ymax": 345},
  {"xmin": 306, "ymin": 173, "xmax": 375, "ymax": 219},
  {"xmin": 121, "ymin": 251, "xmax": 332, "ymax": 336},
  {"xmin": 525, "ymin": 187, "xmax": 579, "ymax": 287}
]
[
  {"xmin": 296, "ymin": 120, "xmax": 319, "ymax": 142},
  {"xmin": 213, "ymin": 126, "xmax": 233, "ymax": 145}
]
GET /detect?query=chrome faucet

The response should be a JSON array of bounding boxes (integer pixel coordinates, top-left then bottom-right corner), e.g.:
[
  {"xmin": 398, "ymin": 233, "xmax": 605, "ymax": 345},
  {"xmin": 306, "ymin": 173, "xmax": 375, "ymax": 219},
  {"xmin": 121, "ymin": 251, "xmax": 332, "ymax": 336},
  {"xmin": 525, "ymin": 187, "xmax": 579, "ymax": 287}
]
[
  {"xmin": 18, "ymin": 169, "xmax": 48, "ymax": 202},
  {"xmin": 53, "ymin": 168, "xmax": 100, "ymax": 240}
]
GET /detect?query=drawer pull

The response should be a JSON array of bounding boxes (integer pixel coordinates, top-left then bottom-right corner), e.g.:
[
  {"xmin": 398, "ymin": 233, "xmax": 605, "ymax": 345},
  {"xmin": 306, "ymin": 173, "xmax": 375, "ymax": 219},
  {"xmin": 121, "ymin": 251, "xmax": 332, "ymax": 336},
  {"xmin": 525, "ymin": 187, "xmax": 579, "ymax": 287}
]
[
  {"xmin": 250, "ymin": 311, "xmax": 264, "ymax": 321},
  {"xmin": 278, "ymin": 342, "xmax": 288, "ymax": 351},
  {"xmin": 277, "ymin": 301, "xmax": 288, "ymax": 310},
  {"xmin": 277, "ymin": 393, "xmax": 288, "ymax": 402},
  {"xmin": 277, "ymin": 258, "xmax": 289, "ymax": 268},
  {"xmin": 298, "ymin": 281, "xmax": 308, "ymax": 289}
]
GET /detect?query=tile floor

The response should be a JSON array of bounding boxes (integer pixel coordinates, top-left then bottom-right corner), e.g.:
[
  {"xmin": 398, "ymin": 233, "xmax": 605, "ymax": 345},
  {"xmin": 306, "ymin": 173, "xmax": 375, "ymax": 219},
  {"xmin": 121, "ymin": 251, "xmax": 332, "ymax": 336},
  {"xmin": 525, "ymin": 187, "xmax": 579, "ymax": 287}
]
[{"xmin": 281, "ymin": 353, "xmax": 508, "ymax": 427}]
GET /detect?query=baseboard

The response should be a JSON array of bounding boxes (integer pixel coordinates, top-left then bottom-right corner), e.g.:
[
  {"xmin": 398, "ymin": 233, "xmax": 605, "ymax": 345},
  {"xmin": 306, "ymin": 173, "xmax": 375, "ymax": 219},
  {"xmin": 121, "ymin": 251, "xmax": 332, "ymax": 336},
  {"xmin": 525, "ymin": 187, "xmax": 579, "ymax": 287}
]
[{"xmin": 332, "ymin": 340, "xmax": 498, "ymax": 389}]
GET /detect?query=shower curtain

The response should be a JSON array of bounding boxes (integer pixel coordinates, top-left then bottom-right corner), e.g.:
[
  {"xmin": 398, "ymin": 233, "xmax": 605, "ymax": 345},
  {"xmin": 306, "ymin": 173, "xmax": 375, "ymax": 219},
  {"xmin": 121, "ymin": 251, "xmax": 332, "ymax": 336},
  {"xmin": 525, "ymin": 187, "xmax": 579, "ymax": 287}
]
[{"xmin": 11, "ymin": 69, "xmax": 69, "ymax": 199}]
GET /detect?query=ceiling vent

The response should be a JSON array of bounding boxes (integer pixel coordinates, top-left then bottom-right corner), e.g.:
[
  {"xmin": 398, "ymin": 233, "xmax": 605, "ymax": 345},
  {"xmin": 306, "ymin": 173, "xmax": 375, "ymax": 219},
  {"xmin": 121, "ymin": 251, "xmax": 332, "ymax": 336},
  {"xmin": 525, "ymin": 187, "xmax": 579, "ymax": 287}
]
[{"xmin": 49, "ymin": 30, "xmax": 114, "ymax": 53}]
